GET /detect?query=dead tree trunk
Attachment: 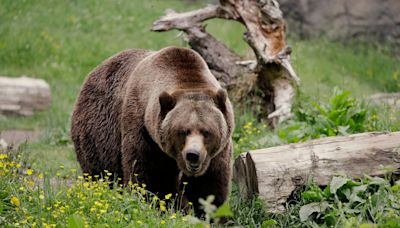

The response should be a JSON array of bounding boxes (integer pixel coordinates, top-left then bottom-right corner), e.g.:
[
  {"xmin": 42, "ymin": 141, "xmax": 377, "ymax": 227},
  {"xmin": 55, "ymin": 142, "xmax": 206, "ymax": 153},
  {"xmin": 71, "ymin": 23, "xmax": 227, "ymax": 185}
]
[
  {"xmin": 152, "ymin": 0, "xmax": 299, "ymax": 126},
  {"xmin": 233, "ymin": 131, "xmax": 400, "ymax": 212}
]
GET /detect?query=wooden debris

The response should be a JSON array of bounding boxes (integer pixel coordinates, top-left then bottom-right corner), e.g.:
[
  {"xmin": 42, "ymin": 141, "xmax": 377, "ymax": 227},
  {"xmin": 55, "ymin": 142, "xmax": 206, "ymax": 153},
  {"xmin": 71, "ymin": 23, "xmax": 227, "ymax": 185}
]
[
  {"xmin": 152, "ymin": 0, "xmax": 298, "ymax": 126},
  {"xmin": 233, "ymin": 131, "xmax": 400, "ymax": 212}
]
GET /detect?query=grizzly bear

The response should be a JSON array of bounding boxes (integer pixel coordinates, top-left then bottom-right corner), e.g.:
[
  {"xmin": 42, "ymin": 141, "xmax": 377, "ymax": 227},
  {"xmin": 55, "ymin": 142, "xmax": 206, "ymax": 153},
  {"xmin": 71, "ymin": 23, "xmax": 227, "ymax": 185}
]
[{"xmin": 71, "ymin": 47, "xmax": 234, "ymax": 213}]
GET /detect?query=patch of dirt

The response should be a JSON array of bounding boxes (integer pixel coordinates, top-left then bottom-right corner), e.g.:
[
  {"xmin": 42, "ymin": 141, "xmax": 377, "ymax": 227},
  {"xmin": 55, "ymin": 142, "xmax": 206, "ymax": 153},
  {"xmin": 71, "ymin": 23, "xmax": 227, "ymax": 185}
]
[{"xmin": 0, "ymin": 129, "xmax": 41, "ymax": 147}]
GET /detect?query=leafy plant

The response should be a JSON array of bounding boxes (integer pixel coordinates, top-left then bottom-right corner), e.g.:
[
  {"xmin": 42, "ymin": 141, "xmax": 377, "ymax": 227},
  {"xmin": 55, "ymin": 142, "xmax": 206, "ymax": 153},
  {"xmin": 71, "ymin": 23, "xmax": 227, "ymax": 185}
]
[
  {"xmin": 298, "ymin": 175, "xmax": 400, "ymax": 227},
  {"xmin": 278, "ymin": 88, "xmax": 370, "ymax": 143}
]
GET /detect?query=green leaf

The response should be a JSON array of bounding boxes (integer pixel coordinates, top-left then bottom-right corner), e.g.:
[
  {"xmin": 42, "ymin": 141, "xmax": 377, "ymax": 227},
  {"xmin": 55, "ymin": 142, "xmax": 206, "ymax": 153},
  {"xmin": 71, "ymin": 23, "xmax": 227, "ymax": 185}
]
[
  {"xmin": 324, "ymin": 213, "xmax": 336, "ymax": 227},
  {"xmin": 367, "ymin": 176, "xmax": 387, "ymax": 186},
  {"xmin": 262, "ymin": 219, "xmax": 278, "ymax": 227},
  {"xmin": 338, "ymin": 125, "xmax": 350, "ymax": 135},
  {"xmin": 323, "ymin": 186, "xmax": 333, "ymax": 198},
  {"xmin": 68, "ymin": 214, "xmax": 85, "ymax": 228},
  {"xmin": 302, "ymin": 190, "xmax": 323, "ymax": 201},
  {"xmin": 349, "ymin": 185, "xmax": 367, "ymax": 204},
  {"xmin": 213, "ymin": 203, "xmax": 233, "ymax": 218},
  {"xmin": 330, "ymin": 176, "xmax": 349, "ymax": 194},
  {"xmin": 299, "ymin": 202, "xmax": 328, "ymax": 222},
  {"xmin": 391, "ymin": 184, "xmax": 400, "ymax": 192}
]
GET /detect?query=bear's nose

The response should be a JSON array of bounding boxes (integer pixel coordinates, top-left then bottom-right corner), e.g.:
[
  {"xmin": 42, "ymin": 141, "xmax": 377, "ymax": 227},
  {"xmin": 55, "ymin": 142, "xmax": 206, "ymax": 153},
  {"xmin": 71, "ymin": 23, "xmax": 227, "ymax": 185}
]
[{"xmin": 186, "ymin": 150, "xmax": 200, "ymax": 163}]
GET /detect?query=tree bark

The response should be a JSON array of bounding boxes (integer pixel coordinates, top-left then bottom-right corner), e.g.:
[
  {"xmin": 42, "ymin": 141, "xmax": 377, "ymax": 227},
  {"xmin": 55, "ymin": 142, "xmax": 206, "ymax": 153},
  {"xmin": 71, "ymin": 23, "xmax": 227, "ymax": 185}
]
[
  {"xmin": 233, "ymin": 131, "xmax": 400, "ymax": 212},
  {"xmin": 152, "ymin": 0, "xmax": 299, "ymax": 126},
  {"xmin": 0, "ymin": 76, "xmax": 51, "ymax": 116}
]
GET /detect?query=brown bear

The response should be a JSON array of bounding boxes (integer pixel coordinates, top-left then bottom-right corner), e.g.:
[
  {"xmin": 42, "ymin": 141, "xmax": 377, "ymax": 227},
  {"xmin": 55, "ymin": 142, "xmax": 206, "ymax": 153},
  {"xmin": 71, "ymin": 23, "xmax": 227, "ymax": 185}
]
[{"xmin": 70, "ymin": 47, "xmax": 234, "ymax": 213}]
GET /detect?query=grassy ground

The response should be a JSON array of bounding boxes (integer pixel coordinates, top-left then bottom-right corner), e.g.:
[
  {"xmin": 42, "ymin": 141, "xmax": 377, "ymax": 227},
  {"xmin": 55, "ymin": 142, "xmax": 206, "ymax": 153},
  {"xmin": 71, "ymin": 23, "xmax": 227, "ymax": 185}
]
[{"xmin": 1, "ymin": 0, "xmax": 399, "ymax": 227}]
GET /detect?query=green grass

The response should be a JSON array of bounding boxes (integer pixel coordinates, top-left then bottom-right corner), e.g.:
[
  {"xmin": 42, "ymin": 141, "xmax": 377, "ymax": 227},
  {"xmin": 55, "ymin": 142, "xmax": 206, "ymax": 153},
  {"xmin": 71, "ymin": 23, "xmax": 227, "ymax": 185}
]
[{"xmin": 0, "ymin": 0, "xmax": 399, "ymax": 227}]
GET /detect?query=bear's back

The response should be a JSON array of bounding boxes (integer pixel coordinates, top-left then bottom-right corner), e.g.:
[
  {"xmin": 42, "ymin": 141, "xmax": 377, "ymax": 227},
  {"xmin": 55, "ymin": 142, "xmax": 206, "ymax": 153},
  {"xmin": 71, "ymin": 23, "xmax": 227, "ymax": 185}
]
[
  {"xmin": 71, "ymin": 49, "xmax": 153, "ymax": 176},
  {"xmin": 136, "ymin": 47, "xmax": 220, "ymax": 92}
]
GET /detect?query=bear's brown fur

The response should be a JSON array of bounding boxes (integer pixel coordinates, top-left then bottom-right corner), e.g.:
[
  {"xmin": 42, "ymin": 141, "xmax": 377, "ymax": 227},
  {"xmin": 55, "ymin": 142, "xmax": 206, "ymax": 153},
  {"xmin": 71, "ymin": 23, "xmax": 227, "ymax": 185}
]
[{"xmin": 71, "ymin": 47, "xmax": 234, "ymax": 213}]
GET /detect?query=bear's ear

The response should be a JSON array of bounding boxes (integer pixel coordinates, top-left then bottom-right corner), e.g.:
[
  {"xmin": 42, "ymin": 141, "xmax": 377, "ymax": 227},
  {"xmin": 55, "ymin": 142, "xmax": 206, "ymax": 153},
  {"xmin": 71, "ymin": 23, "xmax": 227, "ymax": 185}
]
[
  {"xmin": 213, "ymin": 89, "xmax": 227, "ymax": 113},
  {"xmin": 159, "ymin": 91, "xmax": 176, "ymax": 114}
]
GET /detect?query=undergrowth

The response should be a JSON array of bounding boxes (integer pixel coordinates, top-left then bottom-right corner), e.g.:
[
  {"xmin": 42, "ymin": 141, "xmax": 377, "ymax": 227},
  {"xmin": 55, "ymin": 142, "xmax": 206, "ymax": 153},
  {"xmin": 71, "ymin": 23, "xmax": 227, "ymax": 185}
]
[
  {"xmin": 0, "ymin": 150, "xmax": 233, "ymax": 227},
  {"xmin": 234, "ymin": 88, "xmax": 400, "ymax": 155},
  {"xmin": 2, "ymin": 148, "xmax": 399, "ymax": 227}
]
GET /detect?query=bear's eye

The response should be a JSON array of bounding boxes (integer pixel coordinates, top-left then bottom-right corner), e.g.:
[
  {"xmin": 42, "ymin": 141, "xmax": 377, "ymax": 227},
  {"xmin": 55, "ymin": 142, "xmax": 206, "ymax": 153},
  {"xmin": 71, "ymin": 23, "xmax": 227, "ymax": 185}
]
[
  {"xmin": 177, "ymin": 130, "xmax": 190, "ymax": 137},
  {"xmin": 201, "ymin": 130, "xmax": 210, "ymax": 138}
]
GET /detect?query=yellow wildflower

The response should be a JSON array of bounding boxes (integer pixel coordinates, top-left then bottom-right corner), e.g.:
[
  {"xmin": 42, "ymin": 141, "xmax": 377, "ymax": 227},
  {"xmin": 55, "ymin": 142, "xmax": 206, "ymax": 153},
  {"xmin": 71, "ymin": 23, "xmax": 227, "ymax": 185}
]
[
  {"xmin": 28, "ymin": 181, "xmax": 35, "ymax": 188},
  {"xmin": 26, "ymin": 169, "xmax": 33, "ymax": 175},
  {"xmin": 10, "ymin": 196, "xmax": 20, "ymax": 206},
  {"xmin": 164, "ymin": 193, "xmax": 172, "ymax": 200},
  {"xmin": 160, "ymin": 220, "xmax": 166, "ymax": 225},
  {"xmin": 160, "ymin": 205, "xmax": 166, "ymax": 212}
]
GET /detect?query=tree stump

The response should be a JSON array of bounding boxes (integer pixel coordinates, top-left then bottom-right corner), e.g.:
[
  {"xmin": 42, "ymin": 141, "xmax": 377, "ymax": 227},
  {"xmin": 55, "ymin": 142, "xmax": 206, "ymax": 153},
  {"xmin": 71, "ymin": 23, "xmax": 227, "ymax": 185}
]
[
  {"xmin": 0, "ymin": 76, "xmax": 51, "ymax": 116},
  {"xmin": 233, "ymin": 131, "xmax": 400, "ymax": 212},
  {"xmin": 152, "ymin": 0, "xmax": 299, "ymax": 127}
]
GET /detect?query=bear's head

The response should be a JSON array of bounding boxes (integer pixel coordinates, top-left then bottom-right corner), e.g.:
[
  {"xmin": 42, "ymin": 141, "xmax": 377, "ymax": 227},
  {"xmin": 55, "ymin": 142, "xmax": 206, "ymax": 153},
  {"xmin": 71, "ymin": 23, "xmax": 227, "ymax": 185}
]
[{"xmin": 158, "ymin": 89, "xmax": 230, "ymax": 177}]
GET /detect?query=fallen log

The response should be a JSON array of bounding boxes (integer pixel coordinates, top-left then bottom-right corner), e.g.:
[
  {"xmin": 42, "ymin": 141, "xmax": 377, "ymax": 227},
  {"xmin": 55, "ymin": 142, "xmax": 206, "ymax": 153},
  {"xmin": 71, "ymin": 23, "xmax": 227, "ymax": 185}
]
[
  {"xmin": 233, "ymin": 131, "xmax": 400, "ymax": 212},
  {"xmin": 152, "ymin": 0, "xmax": 299, "ymax": 126},
  {"xmin": 0, "ymin": 76, "xmax": 51, "ymax": 116}
]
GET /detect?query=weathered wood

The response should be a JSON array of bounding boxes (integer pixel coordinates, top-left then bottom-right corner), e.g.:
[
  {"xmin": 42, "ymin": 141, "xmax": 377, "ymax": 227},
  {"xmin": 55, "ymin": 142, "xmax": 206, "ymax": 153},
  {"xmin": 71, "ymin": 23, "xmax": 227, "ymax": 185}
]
[
  {"xmin": 0, "ymin": 76, "xmax": 51, "ymax": 116},
  {"xmin": 185, "ymin": 25, "xmax": 243, "ymax": 88},
  {"xmin": 152, "ymin": 0, "xmax": 299, "ymax": 126},
  {"xmin": 233, "ymin": 132, "xmax": 400, "ymax": 212}
]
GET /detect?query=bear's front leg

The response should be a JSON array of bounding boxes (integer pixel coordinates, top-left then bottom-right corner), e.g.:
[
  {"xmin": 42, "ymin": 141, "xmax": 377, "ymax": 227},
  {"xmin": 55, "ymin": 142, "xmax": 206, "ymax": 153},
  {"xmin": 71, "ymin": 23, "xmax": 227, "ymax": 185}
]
[
  {"xmin": 181, "ymin": 145, "xmax": 232, "ymax": 216},
  {"xmin": 121, "ymin": 129, "xmax": 181, "ymax": 198}
]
